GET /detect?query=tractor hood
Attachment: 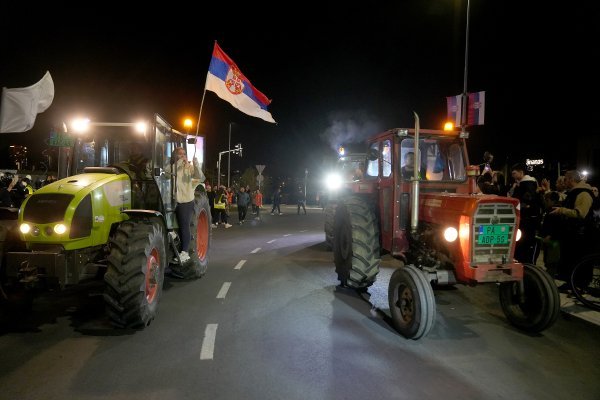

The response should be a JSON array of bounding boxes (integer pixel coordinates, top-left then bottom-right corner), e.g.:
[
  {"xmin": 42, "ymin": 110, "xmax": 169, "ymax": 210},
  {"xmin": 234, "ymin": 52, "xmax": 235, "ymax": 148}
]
[
  {"xmin": 418, "ymin": 192, "xmax": 519, "ymax": 225},
  {"xmin": 18, "ymin": 172, "xmax": 132, "ymax": 250},
  {"xmin": 34, "ymin": 173, "xmax": 130, "ymax": 196}
]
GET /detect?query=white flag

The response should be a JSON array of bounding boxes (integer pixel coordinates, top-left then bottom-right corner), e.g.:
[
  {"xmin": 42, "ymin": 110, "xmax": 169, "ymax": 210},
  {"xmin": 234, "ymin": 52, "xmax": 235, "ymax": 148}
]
[{"xmin": 0, "ymin": 71, "xmax": 55, "ymax": 133}]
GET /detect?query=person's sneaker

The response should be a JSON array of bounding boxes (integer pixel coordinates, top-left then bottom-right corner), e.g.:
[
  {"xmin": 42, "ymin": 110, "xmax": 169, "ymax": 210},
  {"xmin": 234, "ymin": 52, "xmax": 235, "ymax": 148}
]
[
  {"xmin": 179, "ymin": 251, "xmax": 190, "ymax": 263},
  {"xmin": 211, "ymin": 223, "xmax": 218, "ymax": 228},
  {"xmin": 278, "ymin": 212, "xmax": 283, "ymax": 215},
  {"xmin": 168, "ymin": 231, "xmax": 178, "ymax": 240},
  {"xmin": 270, "ymin": 212, "xmax": 275, "ymax": 215},
  {"xmin": 225, "ymin": 223, "xmax": 233, "ymax": 228}
]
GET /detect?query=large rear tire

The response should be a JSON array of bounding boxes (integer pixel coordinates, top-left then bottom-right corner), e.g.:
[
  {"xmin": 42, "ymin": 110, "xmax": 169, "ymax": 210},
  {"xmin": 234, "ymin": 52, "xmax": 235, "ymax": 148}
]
[
  {"xmin": 172, "ymin": 192, "xmax": 212, "ymax": 279},
  {"xmin": 324, "ymin": 202, "xmax": 337, "ymax": 250},
  {"xmin": 388, "ymin": 265, "xmax": 436, "ymax": 340},
  {"xmin": 333, "ymin": 196, "xmax": 380, "ymax": 289},
  {"xmin": 104, "ymin": 220, "xmax": 166, "ymax": 329},
  {"xmin": 499, "ymin": 263, "xmax": 560, "ymax": 333}
]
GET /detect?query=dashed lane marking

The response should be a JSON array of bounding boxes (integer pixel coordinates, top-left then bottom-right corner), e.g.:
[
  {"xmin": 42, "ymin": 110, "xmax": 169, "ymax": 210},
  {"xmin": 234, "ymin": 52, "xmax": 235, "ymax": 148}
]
[
  {"xmin": 216, "ymin": 282, "xmax": 231, "ymax": 299},
  {"xmin": 200, "ymin": 324, "xmax": 218, "ymax": 360},
  {"xmin": 267, "ymin": 239, "xmax": 276, "ymax": 244},
  {"xmin": 283, "ymin": 234, "xmax": 291, "ymax": 237},
  {"xmin": 234, "ymin": 260, "xmax": 247, "ymax": 270},
  {"xmin": 251, "ymin": 247, "xmax": 261, "ymax": 253}
]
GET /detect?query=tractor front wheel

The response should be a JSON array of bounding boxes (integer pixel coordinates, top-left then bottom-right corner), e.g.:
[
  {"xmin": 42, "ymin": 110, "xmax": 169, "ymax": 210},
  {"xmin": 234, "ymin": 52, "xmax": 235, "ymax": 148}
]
[
  {"xmin": 104, "ymin": 220, "xmax": 166, "ymax": 329},
  {"xmin": 499, "ymin": 263, "xmax": 560, "ymax": 333},
  {"xmin": 388, "ymin": 265, "xmax": 436, "ymax": 340}
]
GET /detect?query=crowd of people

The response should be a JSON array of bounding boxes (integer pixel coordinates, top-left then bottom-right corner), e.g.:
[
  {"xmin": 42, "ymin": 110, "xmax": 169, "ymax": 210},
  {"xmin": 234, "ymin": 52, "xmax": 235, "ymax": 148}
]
[
  {"xmin": 206, "ymin": 184, "xmax": 266, "ymax": 228},
  {"xmin": 0, "ymin": 172, "xmax": 56, "ymax": 208},
  {"xmin": 478, "ymin": 164, "xmax": 600, "ymax": 292}
]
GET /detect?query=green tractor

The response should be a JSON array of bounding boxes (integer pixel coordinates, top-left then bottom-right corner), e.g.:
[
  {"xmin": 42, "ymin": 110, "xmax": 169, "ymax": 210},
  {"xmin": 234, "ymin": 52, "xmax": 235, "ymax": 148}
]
[{"xmin": 1, "ymin": 114, "xmax": 212, "ymax": 329}]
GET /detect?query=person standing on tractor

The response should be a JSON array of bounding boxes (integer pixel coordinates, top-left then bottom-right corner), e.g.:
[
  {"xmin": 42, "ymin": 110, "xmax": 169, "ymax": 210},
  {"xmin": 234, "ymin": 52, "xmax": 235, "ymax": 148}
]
[{"xmin": 168, "ymin": 147, "xmax": 204, "ymax": 262}]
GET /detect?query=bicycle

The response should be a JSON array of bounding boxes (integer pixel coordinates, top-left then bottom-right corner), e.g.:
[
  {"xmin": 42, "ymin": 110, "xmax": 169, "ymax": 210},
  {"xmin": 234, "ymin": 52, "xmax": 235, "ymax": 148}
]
[{"xmin": 570, "ymin": 253, "xmax": 600, "ymax": 311}]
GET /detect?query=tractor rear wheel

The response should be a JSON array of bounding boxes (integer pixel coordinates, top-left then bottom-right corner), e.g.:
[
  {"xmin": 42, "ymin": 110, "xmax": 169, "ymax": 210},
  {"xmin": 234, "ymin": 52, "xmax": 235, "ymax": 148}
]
[
  {"xmin": 324, "ymin": 201, "xmax": 337, "ymax": 250},
  {"xmin": 388, "ymin": 265, "xmax": 436, "ymax": 339},
  {"xmin": 499, "ymin": 263, "xmax": 560, "ymax": 333},
  {"xmin": 333, "ymin": 196, "xmax": 380, "ymax": 289},
  {"xmin": 172, "ymin": 192, "xmax": 212, "ymax": 279},
  {"xmin": 104, "ymin": 220, "xmax": 166, "ymax": 329}
]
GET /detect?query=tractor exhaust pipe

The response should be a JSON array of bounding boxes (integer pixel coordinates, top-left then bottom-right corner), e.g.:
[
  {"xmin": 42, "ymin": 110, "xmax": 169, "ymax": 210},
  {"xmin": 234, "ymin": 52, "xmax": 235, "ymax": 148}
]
[{"xmin": 411, "ymin": 112, "xmax": 420, "ymax": 234}]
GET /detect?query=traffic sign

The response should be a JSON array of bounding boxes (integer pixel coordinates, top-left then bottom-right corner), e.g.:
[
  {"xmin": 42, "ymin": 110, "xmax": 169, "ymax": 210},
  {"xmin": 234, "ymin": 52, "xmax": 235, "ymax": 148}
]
[
  {"xmin": 256, "ymin": 165, "xmax": 265, "ymax": 174},
  {"xmin": 256, "ymin": 175, "xmax": 264, "ymax": 183},
  {"xmin": 48, "ymin": 132, "xmax": 74, "ymax": 147}
]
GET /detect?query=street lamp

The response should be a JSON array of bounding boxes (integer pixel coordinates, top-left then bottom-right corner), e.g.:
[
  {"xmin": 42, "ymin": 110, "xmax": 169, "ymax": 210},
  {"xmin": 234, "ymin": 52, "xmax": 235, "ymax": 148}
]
[{"xmin": 183, "ymin": 118, "xmax": 193, "ymax": 134}]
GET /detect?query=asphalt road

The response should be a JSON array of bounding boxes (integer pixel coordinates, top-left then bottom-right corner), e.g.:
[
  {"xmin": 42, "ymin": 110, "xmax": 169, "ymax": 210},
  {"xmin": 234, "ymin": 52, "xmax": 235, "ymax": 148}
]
[{"xmin": 0, "ymin": 205, "xmax": 598, "ymax": 400}]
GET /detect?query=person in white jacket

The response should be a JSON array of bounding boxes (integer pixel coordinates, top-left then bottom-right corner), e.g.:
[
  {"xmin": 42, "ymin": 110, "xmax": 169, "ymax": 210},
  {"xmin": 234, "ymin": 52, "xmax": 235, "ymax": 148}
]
[{"xmin": 168, "ymin": 147, "xmax": 204, "ymax": 263}]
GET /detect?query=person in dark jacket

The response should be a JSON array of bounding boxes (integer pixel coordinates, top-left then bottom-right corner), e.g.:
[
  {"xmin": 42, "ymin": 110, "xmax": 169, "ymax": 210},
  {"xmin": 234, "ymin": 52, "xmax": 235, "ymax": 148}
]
[
  {"xmin": 549, "ymin": 170, "xmax": 596, "ymax": 289},
  {"xmin": 271, "ymin": 187, "xmax": 282, "ymax": 215},
  {"xmin": 509, "ymin": 163, "xmax": 542, "ymax": 264},
  {"xmin": 297, "ymin": 188, "xmax": 306, "ymax": 215}
]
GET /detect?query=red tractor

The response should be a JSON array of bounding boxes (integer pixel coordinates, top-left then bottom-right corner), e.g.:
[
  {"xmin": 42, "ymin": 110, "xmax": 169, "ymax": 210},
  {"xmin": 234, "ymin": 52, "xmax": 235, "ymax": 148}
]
[{"xmin": 332, "ymin": 120, "xmax": 559, "ymax": 339}]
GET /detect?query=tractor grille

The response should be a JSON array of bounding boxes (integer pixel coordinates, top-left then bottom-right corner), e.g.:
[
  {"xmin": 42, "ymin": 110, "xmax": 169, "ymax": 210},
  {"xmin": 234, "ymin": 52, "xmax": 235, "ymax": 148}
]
[
  {"xmin": 23, "ymin": 194, "xmax": 74, "ymax": 223},
  {"xmin": 472, "ymin": 203, "xmax": 517, "ymax": 264}
]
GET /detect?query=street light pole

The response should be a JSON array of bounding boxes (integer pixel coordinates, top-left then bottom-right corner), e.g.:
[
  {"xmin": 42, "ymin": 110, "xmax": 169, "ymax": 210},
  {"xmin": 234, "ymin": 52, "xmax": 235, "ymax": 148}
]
[
  {"xmin": 227, "ymin": 122, "xmax": 232, "ymax": 188},
  {"xmin": 304, "ymin": 169, "xmax": 308, "ymax": 198}
]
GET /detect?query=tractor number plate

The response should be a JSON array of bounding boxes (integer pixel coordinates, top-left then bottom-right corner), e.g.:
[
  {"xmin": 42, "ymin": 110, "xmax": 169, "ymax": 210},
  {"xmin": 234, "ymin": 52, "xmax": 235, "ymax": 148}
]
[{"xmin": 477, "ymin": 224, "xmax": 509, "ymax": 245}]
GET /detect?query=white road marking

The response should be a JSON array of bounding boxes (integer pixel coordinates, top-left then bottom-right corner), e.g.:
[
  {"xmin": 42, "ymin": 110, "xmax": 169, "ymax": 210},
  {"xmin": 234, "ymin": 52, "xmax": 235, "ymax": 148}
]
[
  {"xmin": 251, "ymin": 247, "xmax": 261, "ymax": 253},
  {"xmin": 283, "ymin": 234, "xmax": 291, "ymax": 237},
  {"xmin": 267, "ymin": 239, "xmax": 276, "ymax": 244},
  {"xmin": 200, "ymin": 324, "xmax": 218, "ymax": 360},
  {"xmin": 216, "ymin": 282, "xmax": 231, "ymax": 299},
  {"xmin": 299, "ymin": 230, "xmax": 307, "ymax": 232},
  {"xmin": 234, "ymin": 260, "xmax": 247, "ymax": 270}
]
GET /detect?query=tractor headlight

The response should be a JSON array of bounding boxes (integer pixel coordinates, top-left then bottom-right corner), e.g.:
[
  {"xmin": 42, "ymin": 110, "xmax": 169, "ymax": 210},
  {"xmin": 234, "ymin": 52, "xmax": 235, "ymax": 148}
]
[
  {"xmin": 19, "ymin": 223, "xmax": 31, "ymax": 234},
  {"xmin": 325, "ymin": 173, "xmax": 342, "ymax": 190},
  {"xmin": 515, "ymin": 229, "xmax": 522, "ymax": 241},
  {"xmin": 54, "ymin": 224, "xmax": 67, "ymax": 234},
  {"xmin": 443, "ymin": 227, "xmax": 458, "ymax": 242}
]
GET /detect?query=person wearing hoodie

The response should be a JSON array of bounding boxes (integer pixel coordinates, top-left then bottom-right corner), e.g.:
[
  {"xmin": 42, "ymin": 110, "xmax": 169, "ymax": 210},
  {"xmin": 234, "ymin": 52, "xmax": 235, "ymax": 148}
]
[{"xmin": 509, "ymin": 163, "xmax": 542, "ymax": 264}]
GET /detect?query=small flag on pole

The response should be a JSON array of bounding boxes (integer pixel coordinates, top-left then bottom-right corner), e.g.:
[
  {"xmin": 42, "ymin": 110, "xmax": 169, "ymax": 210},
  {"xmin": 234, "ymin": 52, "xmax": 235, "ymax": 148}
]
[
  {"xmin": 0, "ymin": 71, "xmax": 54, "ymax": 133},
  {"xmin": 446, "ymin": 94, "xmax": 462, "ymax": 127},
  {"xmin": 467, "ymin": 91, "xmax": 485, "ymax": 125},
  {"xmin": 205, "ymin": 42, "xmax": 275, "ymax": 123}
]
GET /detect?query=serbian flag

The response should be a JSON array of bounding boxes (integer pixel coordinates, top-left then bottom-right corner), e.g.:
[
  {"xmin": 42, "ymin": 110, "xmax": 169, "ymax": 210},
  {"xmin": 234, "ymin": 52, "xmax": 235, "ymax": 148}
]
[
  {"xmin": 467, "ymin": 91, "xmax": 485, "ymax": 125},
  {"xmin": 446, "ymin": 94, "xmax": 462, "ymax": 127},
  {"xmin": 205, "ymin": 42, "xmax": 276, "ymax": 123}
]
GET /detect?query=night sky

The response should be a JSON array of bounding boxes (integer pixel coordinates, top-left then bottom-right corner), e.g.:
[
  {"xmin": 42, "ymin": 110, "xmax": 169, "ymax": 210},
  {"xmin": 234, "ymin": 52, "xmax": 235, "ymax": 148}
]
[{"xmin": 0, "ymin": 3, "xmax": 597, "ymax": 185}]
